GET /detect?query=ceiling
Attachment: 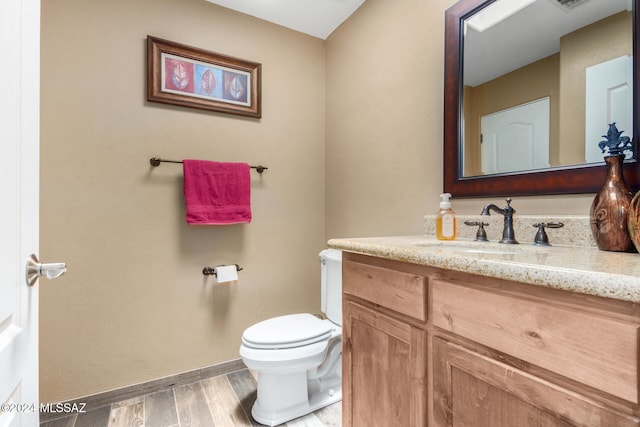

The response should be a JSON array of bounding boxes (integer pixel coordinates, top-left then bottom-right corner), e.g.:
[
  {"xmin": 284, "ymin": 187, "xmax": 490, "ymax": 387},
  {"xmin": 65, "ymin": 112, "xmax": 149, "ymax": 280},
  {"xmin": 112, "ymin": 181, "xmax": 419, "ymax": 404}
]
[{"xmin": 204, "ymin": 0, "xmax": 366, "ymax": 40}]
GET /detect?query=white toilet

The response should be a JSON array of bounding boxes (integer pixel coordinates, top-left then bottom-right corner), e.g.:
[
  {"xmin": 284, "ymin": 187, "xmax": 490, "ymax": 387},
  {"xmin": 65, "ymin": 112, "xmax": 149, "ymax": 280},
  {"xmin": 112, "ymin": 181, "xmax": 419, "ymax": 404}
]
[{"xmin": 239, "ymin": 249, "xmax": 342, "ymax": 426}]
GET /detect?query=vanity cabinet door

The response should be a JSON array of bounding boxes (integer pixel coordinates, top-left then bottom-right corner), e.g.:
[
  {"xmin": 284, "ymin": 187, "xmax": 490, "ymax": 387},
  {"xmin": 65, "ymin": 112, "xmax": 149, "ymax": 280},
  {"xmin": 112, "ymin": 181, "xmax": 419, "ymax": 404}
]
[
  {"xmin": 431, "ymin": 278, "xmax": 640, "ymax": 404},
  {"xmin": 432, "ymin": 337, "xmax": 640, "ymax": 427},
  {"xmin": 342, "ymin": 300, "xmax": 427, "ymax": 427}
]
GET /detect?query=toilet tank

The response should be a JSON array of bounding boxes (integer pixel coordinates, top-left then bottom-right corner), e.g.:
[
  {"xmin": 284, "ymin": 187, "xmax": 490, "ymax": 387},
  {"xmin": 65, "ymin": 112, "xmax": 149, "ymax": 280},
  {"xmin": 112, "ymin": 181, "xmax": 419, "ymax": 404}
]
[{"xmin": 320, "ymin": 249, "xmax": 342, "ymax": 326}]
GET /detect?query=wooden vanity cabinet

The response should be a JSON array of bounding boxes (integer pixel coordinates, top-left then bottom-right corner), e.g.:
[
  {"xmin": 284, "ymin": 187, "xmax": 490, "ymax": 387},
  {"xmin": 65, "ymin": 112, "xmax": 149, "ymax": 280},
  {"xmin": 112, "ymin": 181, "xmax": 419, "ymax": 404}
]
[
  {"xmin": 342, "ymin": 252, "xmax": 429, "ymax": 427},
  {"xmin": 341, "ymin": 251, "xmax": 640, "ymax": 427}
]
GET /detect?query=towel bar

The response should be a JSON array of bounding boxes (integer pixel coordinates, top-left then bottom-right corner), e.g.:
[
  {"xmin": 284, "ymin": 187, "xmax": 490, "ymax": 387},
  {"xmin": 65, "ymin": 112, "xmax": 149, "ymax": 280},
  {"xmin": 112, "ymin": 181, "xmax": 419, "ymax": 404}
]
[
  {"xmin": 150, "ymin": 157, "xmax": 267, "ymax": 174},
  {"xmin": 203, "ymin": 264, "xmax": 243, "ymax": 276}
]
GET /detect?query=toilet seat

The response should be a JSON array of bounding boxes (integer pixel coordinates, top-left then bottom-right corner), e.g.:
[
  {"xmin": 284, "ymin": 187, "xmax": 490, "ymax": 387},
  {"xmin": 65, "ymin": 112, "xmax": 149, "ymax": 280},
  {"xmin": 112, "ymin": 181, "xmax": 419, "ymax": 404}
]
[{"xmin": 242, "ymin": 313, "xmax": 334, "ymax": 350}]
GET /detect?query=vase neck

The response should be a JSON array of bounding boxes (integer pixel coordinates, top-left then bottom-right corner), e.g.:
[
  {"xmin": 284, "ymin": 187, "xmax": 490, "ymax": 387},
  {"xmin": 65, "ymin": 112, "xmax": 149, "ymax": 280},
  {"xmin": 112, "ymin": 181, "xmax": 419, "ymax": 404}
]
[{"xmin": 604, "ymin": 155, "xmax": 626, "ymax": 182}]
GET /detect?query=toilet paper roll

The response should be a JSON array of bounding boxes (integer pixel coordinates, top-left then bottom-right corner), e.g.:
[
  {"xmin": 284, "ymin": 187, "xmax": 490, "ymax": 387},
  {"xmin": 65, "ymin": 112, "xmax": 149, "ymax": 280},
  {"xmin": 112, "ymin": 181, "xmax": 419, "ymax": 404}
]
[{"xmin": 215, "ymin": 265, "xmax": 239, "ymax": 283}]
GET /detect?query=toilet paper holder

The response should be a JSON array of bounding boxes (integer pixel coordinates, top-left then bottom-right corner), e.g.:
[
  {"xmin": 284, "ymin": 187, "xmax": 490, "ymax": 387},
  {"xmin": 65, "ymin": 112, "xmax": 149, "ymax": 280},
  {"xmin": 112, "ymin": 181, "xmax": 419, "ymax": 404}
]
[{"xmin": 203, "ymin": 264, "xmax": 243, "ymax": 277}]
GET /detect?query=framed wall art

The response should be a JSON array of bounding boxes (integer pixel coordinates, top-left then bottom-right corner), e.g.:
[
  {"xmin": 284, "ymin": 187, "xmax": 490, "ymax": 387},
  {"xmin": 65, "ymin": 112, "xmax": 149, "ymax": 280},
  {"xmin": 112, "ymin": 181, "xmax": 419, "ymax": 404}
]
[{"xmin": 147, "ymin": 36, "xmax": 261, "ymax": 118}]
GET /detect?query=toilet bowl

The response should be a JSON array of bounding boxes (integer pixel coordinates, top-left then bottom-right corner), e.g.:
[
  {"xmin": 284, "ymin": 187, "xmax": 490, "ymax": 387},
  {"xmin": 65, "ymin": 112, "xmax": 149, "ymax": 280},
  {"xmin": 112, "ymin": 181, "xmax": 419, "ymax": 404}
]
[{"xmin": 239, "ymin": 249, "xmax": 342, "ymax": 426}]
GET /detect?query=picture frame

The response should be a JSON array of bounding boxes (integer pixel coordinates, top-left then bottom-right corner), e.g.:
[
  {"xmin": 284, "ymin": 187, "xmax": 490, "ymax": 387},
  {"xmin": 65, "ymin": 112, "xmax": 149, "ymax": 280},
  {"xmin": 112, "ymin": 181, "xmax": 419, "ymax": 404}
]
[{"xmin": 147, "ymin": 36, "xmax": 261, "ymax": 118}]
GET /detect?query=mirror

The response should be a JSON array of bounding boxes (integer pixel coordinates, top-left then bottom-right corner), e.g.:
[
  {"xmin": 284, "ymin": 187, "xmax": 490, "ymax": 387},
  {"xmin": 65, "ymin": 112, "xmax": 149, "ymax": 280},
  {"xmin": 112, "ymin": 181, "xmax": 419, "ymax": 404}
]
[{"xmin": 444, "ymin": 0, "xmax": 640, "ymax": 197}]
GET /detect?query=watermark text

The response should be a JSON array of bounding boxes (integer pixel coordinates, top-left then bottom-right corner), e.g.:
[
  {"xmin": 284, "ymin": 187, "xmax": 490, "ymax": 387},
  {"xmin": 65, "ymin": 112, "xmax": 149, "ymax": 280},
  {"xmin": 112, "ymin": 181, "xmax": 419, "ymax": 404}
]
[{"xmin": 0, "ymin": 402, "xmax": 87, "ymax": 414}]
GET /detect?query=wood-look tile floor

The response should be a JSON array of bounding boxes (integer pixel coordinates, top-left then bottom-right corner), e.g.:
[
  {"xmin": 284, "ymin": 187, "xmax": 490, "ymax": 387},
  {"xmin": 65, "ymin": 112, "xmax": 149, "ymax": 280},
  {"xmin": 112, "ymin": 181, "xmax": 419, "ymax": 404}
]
[{"xmin": 40, "ymin": 368, "xmax": 341, "ymax": 427}]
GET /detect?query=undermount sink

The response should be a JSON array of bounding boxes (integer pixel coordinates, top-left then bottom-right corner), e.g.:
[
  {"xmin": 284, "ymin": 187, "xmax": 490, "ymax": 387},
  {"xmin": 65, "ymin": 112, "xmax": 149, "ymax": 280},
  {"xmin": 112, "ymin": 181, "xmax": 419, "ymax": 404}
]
[{"xmin": 414, "ymin": 240, "xmax": 535, "ymax": 255}]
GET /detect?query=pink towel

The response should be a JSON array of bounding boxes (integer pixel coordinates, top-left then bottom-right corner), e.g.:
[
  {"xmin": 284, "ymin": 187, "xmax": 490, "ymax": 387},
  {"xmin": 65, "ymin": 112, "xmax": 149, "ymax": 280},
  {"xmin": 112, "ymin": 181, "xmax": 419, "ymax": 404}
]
[{"xmin": 183, "ymin": 160, "xmax": 252, "ymax": 225}]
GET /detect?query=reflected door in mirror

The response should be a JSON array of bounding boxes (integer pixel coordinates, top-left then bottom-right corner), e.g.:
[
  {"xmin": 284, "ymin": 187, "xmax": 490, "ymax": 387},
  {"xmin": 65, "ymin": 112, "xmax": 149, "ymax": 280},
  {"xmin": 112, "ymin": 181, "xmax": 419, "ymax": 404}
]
[{"xmin": 480, "ymin": 97, "xmax": 550, "ymax": 174}]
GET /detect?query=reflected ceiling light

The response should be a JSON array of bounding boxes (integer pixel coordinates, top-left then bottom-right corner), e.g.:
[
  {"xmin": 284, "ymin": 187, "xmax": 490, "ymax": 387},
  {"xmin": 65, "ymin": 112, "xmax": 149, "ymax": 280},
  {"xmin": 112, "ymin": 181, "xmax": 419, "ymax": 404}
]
[{"xmin": 467, "ymin": 0, "xmax": 537, "ymax": 32}]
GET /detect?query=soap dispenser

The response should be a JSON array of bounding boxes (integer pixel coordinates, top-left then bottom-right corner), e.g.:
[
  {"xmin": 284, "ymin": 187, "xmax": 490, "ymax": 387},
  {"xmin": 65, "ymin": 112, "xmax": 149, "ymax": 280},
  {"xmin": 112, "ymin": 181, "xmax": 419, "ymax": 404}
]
[{"xmin": 436, "ymin": 193, "xmax": 456, "ymax": 241}]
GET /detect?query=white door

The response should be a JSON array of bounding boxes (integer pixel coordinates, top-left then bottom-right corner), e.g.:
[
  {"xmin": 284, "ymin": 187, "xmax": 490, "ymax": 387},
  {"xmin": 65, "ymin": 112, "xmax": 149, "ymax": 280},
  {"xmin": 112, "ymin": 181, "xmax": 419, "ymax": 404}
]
[
  {"xmin": 585, "ymin": 55, "xmax": 633, "ymax": 163},
  {"xmin": 0, "ymin": 0, "xmax": 41, "ymax": 425},
  {"xmin": 480, "ymin": 97, "xmax": 550, "ymax": 175}
]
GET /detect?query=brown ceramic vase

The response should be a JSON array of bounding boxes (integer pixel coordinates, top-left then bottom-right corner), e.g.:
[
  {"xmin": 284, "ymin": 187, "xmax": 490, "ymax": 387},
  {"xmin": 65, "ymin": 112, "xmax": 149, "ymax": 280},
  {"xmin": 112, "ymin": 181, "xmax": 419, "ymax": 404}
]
[
  {"xmin": 589, "ymin": 155, "xmax": 635, "ymax": 252},
  {"xmin": 629, "ymin": 191, "xmax": 640, "ymax": 253}
]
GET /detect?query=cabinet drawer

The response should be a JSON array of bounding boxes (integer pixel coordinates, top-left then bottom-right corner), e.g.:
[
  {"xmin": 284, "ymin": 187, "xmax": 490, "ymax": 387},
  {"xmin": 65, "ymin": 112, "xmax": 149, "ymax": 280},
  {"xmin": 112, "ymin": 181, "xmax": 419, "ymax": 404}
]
[
  {"xmin": 432, "ymin": 279, "xmax": 640, "ymax": 403},
  {"xmin": 343, "ymin": 259, "xmax": 427, "ymax": 321}
]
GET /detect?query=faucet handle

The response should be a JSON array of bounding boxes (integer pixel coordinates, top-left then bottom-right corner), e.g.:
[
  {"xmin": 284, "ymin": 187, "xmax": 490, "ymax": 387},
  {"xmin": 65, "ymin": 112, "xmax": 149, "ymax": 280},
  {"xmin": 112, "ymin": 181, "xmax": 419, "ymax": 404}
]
[
  {"xmin": 532, "ymin": 222, "xmax": 564, "ymax": 246},
  {"xmin": 464, "ymin": 220, "xmax": 489, "ymax": 242}
]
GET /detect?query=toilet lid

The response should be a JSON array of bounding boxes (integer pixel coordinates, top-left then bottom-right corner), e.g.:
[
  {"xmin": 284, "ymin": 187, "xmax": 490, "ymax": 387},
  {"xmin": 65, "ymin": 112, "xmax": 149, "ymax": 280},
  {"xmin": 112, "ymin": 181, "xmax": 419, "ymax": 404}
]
[{"xmin": 242, "ymin": 313, "xmax": 333, "ymax": 349}]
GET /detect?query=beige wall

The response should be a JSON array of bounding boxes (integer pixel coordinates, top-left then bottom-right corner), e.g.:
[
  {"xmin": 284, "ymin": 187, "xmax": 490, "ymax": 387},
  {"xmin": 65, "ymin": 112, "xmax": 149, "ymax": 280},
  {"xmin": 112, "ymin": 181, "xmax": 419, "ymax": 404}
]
[
  {"xmin": 325, "ymin": 0, "xmax": 594, "ymax": 240},
  {"xmin": 40, "ymin": 0, "xmax": 326, "ymax": 402},
  {"xmin": 326, "ymin": 0, "xmax": 451, "ymax": 237},
  {"xmin": 42, "ymin": 0, "xmax": 601, "ymax": 404},
  {"xmin": 559, "ymin": 11, "xmax": 632, "ymax": 165}
]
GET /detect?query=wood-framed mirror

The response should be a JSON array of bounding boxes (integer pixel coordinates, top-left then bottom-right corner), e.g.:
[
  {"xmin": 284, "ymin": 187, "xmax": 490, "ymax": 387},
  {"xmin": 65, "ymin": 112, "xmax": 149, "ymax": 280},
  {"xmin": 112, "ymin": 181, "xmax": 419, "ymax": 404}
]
[{"xmin": 443, "ymin": 0, "xmax": 639, "ymax": 197}]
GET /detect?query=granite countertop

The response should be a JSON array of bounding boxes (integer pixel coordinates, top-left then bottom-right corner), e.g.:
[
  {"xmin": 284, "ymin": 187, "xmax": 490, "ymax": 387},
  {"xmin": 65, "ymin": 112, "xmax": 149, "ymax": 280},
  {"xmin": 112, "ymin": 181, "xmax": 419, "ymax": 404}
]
[{"xmin": 328, "ymin": 235, "xmax": 640, "ymax": 303}]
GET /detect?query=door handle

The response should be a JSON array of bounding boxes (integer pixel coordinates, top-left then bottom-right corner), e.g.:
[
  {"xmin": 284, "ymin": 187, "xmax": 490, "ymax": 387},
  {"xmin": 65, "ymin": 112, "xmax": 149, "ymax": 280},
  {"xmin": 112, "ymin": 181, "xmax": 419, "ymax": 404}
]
[{"xmin": 25, "ymin": 254, "xmax": 67, "ymax": 287}]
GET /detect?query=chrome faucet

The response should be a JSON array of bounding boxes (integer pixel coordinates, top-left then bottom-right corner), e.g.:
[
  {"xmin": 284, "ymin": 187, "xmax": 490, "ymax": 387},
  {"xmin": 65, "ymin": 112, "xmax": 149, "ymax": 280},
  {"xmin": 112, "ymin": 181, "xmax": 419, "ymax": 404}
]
[{"xmin": 480, "ymin": 198, "xmax": 518, "ymax": 244}]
